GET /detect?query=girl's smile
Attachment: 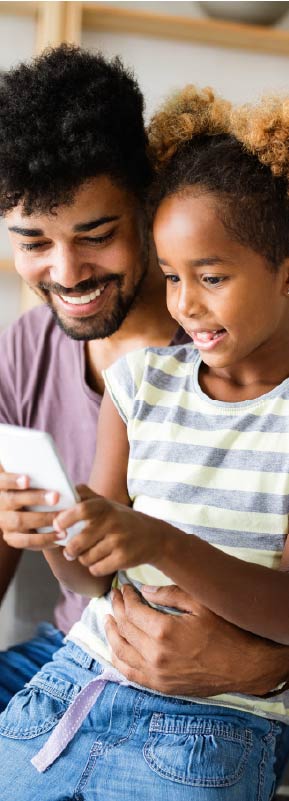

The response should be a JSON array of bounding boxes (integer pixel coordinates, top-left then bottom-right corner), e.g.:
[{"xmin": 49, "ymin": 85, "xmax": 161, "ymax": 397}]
[{"xmin": 153, "ymin": 191, "xmax": 289, "ymax": 395}]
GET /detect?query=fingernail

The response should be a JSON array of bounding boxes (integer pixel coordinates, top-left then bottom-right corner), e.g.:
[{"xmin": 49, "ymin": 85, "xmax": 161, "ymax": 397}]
[
  {"xmin": 63, "ymin": 551, "xmax": 75, "ymax": 561},
  {"xmin": 16, "ymin": 475, "xmax": 29, "ymax": 489},
  {"xmin": 45, "ymin": 491, "xmax": 58, "ymax": 505},
  {"xmin": 141, "ymin": 585, "xmax": 159, "ymax": 593},
  {"xmin": 110, "ymin": 589, "xmax": 116, "ymax": 601},
  {"xmin": 53, "ymin": 519, "xmax": 61, "ymax": 532},
  {"xmin": 55, "ymin": 531, "xmax": 66, "ymax": 540}
]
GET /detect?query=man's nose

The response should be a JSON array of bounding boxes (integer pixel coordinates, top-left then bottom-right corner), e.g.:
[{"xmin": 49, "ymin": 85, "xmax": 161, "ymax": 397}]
[{"xmin": 49, "ymin": 244, "xmax": 93, "ymax": 289}]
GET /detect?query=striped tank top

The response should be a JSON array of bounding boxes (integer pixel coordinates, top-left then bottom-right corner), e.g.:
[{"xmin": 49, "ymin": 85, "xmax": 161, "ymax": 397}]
[{"xmin": 68, "ymin": 344, "xmax": 289, "ymax": 722}]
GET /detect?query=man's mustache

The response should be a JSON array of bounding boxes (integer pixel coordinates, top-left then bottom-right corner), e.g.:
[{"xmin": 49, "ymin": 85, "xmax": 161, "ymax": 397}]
[{"xmin": 37, "ymin": 274, "xmax": 124, "ymax": 296}]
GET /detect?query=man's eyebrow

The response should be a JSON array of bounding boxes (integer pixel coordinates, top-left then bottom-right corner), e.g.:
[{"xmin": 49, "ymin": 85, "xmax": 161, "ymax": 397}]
[
  {"xmin": 8, "ymin": 226, "xmax": 44, "ymax": 236},
  {"xmin": 73, "ymin": 215, "xmax": 120, "ymax": 233},
  {"xmin": 8, "ymin": 215, "xmax": 120, "ymax": 237}
]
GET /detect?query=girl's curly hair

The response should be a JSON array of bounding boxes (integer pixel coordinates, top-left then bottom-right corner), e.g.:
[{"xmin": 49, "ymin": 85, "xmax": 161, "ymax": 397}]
[
  {"xmin": 148, "ymin": 86, "xmax": 289, "ymax": 270},
  {"xmin": 149, "ymin": 85, "xmax": 231, "ymax": 167},
  {"xmin": 231, "ymin": 96, "xmax": 289, "ymax": 180}
]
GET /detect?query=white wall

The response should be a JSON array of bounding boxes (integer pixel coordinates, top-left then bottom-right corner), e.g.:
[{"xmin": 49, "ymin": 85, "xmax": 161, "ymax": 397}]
[
  {"xmin": 82, "ymin": 1, "xmax": 289, "ymax": 118},
  {"xmin": 0, "ymin": 12, "xmax": 36, "ymax": 327}
]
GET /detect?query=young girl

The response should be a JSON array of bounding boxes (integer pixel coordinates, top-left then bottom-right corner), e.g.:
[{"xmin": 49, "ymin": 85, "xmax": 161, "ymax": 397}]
[{"xmin": 2, "ymin": 87, "xmax": 289, "ymax": 800}]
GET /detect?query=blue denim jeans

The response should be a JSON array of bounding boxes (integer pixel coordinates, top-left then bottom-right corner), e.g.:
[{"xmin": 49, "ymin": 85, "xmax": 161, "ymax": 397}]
[
  {"xmin": 0, "ymin": 639, "xmax": 287, "ymax": 801},
  {"xmin": 0, "ymin": 622, "xmax": 64, "ymax": 712}
]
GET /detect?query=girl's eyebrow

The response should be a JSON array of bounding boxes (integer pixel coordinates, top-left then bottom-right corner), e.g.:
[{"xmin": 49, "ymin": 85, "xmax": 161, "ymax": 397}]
[
  {"xmin": 187, "ymin": 257, "xmax": 228, "ymax": 268},
  {"xmin": 158, "ymin": 256, "xmax": 228, "ymax": 268}
]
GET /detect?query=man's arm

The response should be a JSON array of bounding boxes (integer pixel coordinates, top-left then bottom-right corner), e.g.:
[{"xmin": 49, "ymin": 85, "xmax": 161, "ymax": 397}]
[
  {"xmin": 0, "ymin": 534, "xmax": 22, "ymax": 602},
  {"xmin": 105, "ymin": 584, "xmax": 289, "ymax": 697}
]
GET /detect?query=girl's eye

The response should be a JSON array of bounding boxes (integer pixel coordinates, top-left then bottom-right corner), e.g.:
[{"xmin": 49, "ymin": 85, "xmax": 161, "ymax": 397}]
[
  {"xmin": 164, "ymin": 274, "xmax": 180, "ymax": 284},
  {"xmin": 203, "ymin": 275, "xmax": 226, "ymax": 285}
]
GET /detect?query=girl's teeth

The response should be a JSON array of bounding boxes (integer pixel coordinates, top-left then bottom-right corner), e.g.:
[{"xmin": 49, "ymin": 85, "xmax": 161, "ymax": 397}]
[{"xmin": 196, "ymin": 330, "xmax": 223, "ymax": 341}]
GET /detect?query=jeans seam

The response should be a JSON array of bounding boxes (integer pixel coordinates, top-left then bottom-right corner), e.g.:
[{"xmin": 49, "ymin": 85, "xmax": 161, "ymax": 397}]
[
  {"xmin": 26, "ymin": 679, "xmax": 80, "ymax": 703},
  {"xmin": 74, "ymin": 691, "xmax": 145, "ymax": 795},
  {"xmin": 257, "ymin": 721, "xmax": 279, "ymax": 801}
]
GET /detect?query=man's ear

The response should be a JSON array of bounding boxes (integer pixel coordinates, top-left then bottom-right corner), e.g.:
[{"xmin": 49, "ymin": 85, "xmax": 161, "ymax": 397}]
[{"xmin": 281, "ymin": 257, "xmax": 289, "ymax": 297}]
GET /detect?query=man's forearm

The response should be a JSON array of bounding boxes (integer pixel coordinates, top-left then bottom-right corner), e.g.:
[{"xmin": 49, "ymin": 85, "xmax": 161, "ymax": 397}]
[{"xmin": 0, "ymin": 533, "xmax": 22, "ymax": 601}]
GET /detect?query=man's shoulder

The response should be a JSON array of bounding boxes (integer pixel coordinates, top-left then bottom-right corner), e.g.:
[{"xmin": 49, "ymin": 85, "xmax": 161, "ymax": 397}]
[
  {"xmin": 2, "ymin": 304, "xmax": 56, "ymax": 343},
  {"xmin": 1, "ymin": 304, "xmax": 76, "ymax": 357}
]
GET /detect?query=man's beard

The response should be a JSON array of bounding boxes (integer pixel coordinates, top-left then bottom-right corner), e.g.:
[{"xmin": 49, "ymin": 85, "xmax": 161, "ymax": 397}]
[{"xmin": 36, "ymin": 268, "xmax": 147, "ymax": 341}]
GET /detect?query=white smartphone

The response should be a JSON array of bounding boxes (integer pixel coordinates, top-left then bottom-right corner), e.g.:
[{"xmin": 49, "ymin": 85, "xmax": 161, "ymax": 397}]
[{"xmin": 0, "ymin": 424, "xmax": 83, "ymax": 545}]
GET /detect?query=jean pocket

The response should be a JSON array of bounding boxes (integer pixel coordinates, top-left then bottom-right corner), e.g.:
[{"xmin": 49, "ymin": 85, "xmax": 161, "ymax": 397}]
[
  {"xmin": 144, "ymin": 713, "xmax": 253, "ymax": 787},
  {"xmin": 0, "ymin": 671, "xmax": 81, "ymax": 740}
]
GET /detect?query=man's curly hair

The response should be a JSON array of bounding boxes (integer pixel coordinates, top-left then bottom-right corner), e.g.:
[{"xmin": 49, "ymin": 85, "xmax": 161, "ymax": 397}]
[
  {"xmin": 149, "ymin": 86, "xmax": 289, "ymax": 270},
  {"xmin": 0, "ymin": 44, "xmax": 152, "ymax": 215}
]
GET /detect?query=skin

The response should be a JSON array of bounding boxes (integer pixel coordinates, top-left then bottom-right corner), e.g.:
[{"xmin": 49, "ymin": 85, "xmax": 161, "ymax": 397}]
[
  {"xmin": 0, "ymin": 176, "xmax": 174, "ymax": 595},
  {"xmin": 3, "ymin": 184, "xmax": 289, "ymax": 698},
  {"xmin": 156, "ymin": 191, "xmax": 289, "ymax": 401},
  {"xmin": 32, "ymin": 189, "xmax": 289, "ymax": 645}
]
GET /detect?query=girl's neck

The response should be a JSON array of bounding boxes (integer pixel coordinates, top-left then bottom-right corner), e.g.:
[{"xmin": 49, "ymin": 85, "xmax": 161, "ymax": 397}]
[{"xmin": 199, "ymin": 345, "xmax": 289, "ymax": 404}]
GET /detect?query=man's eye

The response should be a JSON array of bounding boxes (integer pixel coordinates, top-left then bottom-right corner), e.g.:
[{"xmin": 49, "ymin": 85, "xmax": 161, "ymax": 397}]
[
  {"xmin": 20, "ymin": 242, "xmax": 45, "ymax": 252},
  {"xmin": 81, "ymin": 231, "xmax": 114, "ymax": 245}
]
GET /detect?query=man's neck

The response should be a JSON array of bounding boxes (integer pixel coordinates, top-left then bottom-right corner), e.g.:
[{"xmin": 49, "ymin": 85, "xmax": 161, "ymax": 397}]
[{"xmin": 85, "ymin": 261, "xmax": 176, "ymax": 394}]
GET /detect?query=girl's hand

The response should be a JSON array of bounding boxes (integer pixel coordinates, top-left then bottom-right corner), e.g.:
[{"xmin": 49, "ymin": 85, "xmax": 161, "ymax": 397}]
[{"xmin": 54, "ymin": 488, "xmax": 172, "ymax": 574}]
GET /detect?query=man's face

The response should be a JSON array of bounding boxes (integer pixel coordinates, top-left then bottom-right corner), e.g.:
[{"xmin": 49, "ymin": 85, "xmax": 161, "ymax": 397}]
[{"xmin": 5, "ymin": 177, "xmax": 148, "ymax": 340}]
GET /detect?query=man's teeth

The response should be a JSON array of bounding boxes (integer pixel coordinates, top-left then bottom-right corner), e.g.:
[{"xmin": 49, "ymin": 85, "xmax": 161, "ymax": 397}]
[{"xmin": 60, "ymin": 287, "xmax": 105, "ymax": 305}]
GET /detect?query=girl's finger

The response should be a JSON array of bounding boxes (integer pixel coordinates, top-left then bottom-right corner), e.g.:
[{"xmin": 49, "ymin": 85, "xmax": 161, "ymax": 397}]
[{"xmin": 54, "ymin": 498, "xmax": 104, "ymax": 531}]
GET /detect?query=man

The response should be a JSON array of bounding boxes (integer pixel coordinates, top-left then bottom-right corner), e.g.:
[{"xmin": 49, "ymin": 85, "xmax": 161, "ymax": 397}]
[{"xmin": 0, "ymin": 45, "xmax": 288, "ymax": 773}]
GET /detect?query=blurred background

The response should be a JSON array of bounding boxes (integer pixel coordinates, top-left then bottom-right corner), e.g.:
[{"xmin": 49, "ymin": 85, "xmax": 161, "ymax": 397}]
[{"xmin": 1, "ymin": 0, "xmax": 289, "ymax": 328}]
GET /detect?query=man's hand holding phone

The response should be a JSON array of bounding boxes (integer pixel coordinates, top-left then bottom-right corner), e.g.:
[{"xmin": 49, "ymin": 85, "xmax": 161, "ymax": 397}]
[{"xmin": 0, "ymin": 465, "xmax": 62, "ymax": 550}]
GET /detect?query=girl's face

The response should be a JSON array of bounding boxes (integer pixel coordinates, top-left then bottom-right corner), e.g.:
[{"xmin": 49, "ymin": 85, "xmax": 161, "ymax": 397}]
[{"xmin": 153, "ymin": 191, "xmax": 289, "ymax": 374}]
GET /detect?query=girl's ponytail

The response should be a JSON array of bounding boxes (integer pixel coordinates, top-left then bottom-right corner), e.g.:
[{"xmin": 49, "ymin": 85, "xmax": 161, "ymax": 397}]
[{"xmin": 148, "ymin": 86, "xmax": 231, "ymax": 168}]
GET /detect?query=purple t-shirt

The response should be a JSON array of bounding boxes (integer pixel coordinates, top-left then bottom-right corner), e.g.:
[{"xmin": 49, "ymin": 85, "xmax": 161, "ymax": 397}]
[
  {"xmin": 0, "ymin": 305, "xmax": 100, "ymax": 633},
  {"xmin": 0, "ymin": 305, "xmax": 190, "ymax": 634}
]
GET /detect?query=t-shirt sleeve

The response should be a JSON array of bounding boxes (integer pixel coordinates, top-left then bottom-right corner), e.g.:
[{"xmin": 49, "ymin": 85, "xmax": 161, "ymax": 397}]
[
  {"xmin": 0, "ymin": 324, "xmax": 20, "ymax": 425},
  {"xmin": 103, "ymin": 348, "xmax": 148, "ymax": 425}
]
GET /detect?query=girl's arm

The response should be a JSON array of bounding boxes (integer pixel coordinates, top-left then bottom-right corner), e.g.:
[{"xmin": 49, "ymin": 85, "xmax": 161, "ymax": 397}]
[
  {"xmin": 89, "ymin": 390, "xmax": 131, "ymax": 505},
  {"xmin": 54, "ymin": 392, "xmax": 289, "ymax": 641},
  {"xmin": 44, "ymin": 390, "xmax": 130, "ymax": 596},
  {"xmin": 56, "ymin": 499, "xmax": 289, "ymax": 643},
  {"xmin": 144, "ymin": 517, "xmax": 289, "ymax": 645}
]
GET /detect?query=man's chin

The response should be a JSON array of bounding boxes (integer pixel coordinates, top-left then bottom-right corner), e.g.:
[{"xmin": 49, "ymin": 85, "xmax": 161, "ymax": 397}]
[
  {"xmin": 48, "ymin": 303, "xmax": 128, "ymax": 341},
  {"xmin": 49, "ymin": 306, "xmax": 104, "ymax": 340}
]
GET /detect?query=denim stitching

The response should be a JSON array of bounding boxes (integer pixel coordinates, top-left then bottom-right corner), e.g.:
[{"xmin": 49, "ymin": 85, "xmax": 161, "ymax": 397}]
[
  {"xmin": 144, "ymin": 719, "xmax": 253, "ymax": 787},
  {"xmin": 150, "ymin": 712, "xmax": 253, "ymax": 742},
  {"xmin": 0, "ymin": 709, "xmax": 66, "ymax": 739},
  {"xmin": 257, "ymin": 721, "xmax": 280, "ymax": 801},
  {"xmin": 74, "ymin": 691, "xmax": 145, "ymax": 796},
  {"xmin": 27, "ymin": 676, "xmax": 81, "ymax": 702},
  {"xmin": 0, "ymin": 678, "xmax": 81, "ymax": 739}
]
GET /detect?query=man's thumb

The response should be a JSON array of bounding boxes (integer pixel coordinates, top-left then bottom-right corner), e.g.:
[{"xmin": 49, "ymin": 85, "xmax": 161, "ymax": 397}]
[{"xmin": 141, "ymin": 584, "xmax": 197, "ymax": 614}]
